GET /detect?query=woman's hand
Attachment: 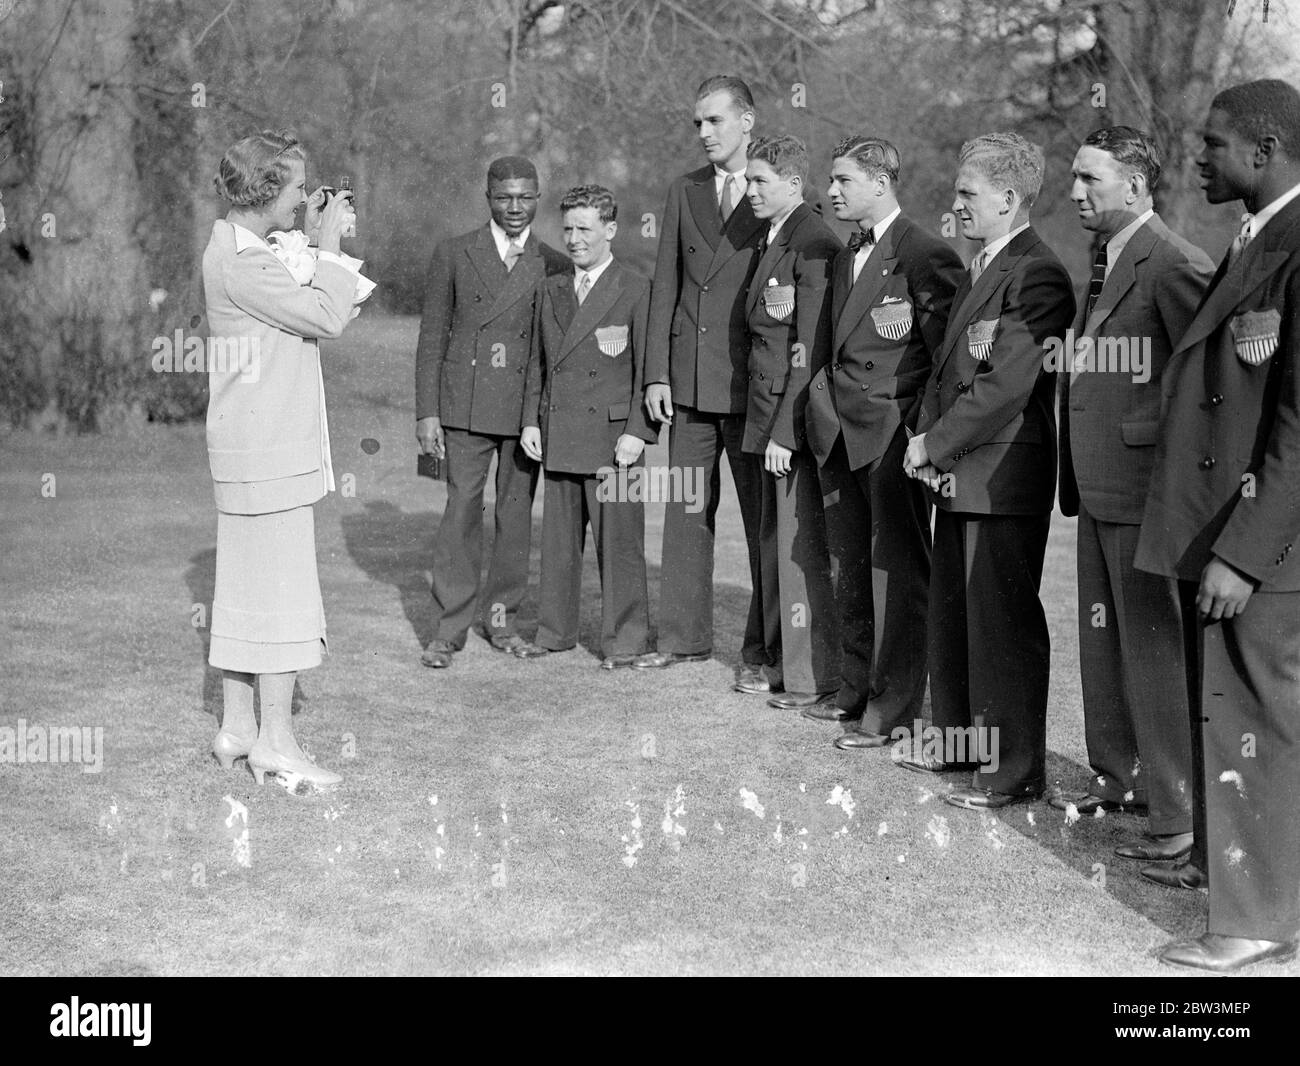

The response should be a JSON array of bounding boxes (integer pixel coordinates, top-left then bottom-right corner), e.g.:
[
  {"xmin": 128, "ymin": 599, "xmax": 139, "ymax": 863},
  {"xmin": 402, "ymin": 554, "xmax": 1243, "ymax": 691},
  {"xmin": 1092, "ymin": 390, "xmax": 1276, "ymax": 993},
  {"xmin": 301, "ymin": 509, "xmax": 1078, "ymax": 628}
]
[
  {"xmin": 317, "ymin": 190, "xmax": 355, "ymax": 255},
  {"xmin": 304, "ymin": 186, "xmax": 329, "ymax": 240}
]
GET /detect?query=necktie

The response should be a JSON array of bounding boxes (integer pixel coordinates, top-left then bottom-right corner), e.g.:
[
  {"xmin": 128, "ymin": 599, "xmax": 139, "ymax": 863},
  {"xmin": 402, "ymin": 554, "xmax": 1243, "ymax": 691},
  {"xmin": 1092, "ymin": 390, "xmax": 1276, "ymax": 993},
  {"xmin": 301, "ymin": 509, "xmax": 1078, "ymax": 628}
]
[
  {"xmin": 969, "ymin": 250, "xmax": 986, "ymax": 284},
  {"xmin": 849, "ymin": 227, "xmax": 876, "ymax": 284},
  {"xmin": 719, "ymin": 175, "xmax": 737, "ymax": 221},
  {"xmin": 1229, "ymin": 213, "xmax": 1254, "ymax": 264},
  {"xmin": 1085, "ymin": 241, "xmax": 1108, "ymax": 318},
  {"xmin": 576, "ymin": 273, "xmax": 591, "ymax": 305},
  {"xmin": 504, "ymin": 240, "xmax": 523, "ymax": 272}
]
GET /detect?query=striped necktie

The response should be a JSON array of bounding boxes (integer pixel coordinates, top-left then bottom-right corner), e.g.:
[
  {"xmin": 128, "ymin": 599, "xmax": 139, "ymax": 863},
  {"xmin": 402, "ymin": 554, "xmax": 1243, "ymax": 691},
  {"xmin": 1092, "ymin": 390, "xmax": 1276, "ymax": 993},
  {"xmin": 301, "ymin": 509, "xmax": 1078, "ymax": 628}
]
[
  {"xmin": 576, "ymin": 272, "xmax": 591, "ymax": 305},
  {"xmin": 1228, "ymin": 213, "xmax": 1254, "ymax": 265},
  {"xmin": 1086, "ymin": 241, "xmax": 1108, "ymax": 318},
  {"xmin": 719, "ymin": 175, "xmax": 737, "ymax": 221},
  {"xmin": 504, "ymin": 240, "xmax": 523, "ymax": 272}
]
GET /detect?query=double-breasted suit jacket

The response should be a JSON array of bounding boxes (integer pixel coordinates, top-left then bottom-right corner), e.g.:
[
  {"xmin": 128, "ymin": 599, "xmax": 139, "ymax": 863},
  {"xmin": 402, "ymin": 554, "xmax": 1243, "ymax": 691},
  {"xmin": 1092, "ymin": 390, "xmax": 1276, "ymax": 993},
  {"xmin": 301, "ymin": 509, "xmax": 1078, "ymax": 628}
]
[
  {"xmin": 917, "ymin": 225, "xmax": 1075, "ymax": 796},
  {"xmin": 523, "ymin": 259, "xmax": 656, "ymax": 658},
  {"xmin": 414, "ymin": 223, "xmax": 569, "ymax": 649},
  {"xmin": 1136, "ymin": 194, "xmax": 1300, "ymax": 943},
  {"xmin": 804, "ymin": 215, "xmax": 963, "ymax": 731},
  {"xmin": 1058, "ymin": 213, "xmax": 1213, "ymax": 833}
]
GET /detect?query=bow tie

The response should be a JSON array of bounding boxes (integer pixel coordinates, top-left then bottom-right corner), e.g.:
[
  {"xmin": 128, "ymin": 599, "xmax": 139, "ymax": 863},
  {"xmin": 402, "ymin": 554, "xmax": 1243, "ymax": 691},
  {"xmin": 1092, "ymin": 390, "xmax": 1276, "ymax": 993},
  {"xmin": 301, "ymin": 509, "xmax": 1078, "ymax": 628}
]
[{"xmin": 848, "ymin": 228, "xmax": 876, "ymax": 252}]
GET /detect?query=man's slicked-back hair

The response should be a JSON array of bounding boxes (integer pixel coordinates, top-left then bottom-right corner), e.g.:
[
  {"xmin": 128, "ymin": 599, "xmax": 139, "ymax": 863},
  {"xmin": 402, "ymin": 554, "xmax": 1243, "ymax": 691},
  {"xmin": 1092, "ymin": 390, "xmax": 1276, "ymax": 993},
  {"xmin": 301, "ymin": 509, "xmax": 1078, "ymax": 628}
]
[
  {"xmin": 560, "ymin": 184, "xmax": 617, "ymax": 224},
  {"xmin": 1082, "ymin": 126, "xmax": 1162, "ymax": 192},
  {"xmin": 959, "ymin": 132, "xmax": 1045, "ymax": 208},
  {"xmin": 831, "ymin": 135, "xmax": 902, "ymax": 186},
  {"xmin": 747, "ymin": 135, "xmax": 809, "ymax": 182},
  {"xmin": 696, "ymin": 74, "xmax": 755, "ymax": 115},
  {"xmin": 213, "ymin": 129, "xmax": 305, "ymax": 208},
  {"xmin": 1211, "ymin": 79, "xmax": 1300, "ymax": 157},
  {"xmin": 487, "ymin": 155, "xmax": 539, "ymax": 186}
]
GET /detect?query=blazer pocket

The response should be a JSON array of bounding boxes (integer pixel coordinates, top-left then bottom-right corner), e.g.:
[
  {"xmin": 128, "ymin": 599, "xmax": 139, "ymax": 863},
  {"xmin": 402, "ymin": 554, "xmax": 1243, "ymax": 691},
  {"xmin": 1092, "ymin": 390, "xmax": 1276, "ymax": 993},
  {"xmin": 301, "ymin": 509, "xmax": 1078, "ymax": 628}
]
[
  {"xmin": 608, "ymin": 401, "xmax": 630, "ymax": 421},
  {"xmin": 1120, "ymin": 420, "xmax": 1159, "ymax": 447},
  {"xmin": 761, "ymin": 284, "xmax": 795, "ymax": 323},
  {"xmin": 769, "ymin": 373, "xmax": 787, "ymax": 395}
]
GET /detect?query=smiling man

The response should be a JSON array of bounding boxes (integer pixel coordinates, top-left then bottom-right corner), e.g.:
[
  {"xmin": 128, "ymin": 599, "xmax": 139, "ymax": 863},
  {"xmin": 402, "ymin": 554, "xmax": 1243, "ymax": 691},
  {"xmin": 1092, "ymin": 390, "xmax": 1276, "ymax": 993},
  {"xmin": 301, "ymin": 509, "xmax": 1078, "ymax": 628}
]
[
  {"xmin": 1053, "ymin": 126, "xmax": 1214, "ymax": 875},
  {"xmin": 905, "ymin": 132, "xmax": 1075, "ymax": 808},
  {"xmin": 737, "ymin": 135, "xmax": 842, "ymax": 710},
  {"xmin": 1135, "ymin": 79, "xmax": 1300, "ymax": 973},
  {"xmin": 634, "ymin": 75, "xmax": 767, "ymax": 690}
]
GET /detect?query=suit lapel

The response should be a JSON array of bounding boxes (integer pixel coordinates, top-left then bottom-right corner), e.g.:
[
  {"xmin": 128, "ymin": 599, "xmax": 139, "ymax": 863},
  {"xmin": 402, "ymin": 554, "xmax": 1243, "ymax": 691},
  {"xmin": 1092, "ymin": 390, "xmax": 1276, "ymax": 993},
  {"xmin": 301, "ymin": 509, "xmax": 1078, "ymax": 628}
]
[
  {"xmin": 466, "ymin": 224, "xmax": 506, "ymax": 291},
  {"xmin": 558, "ymin": 261, "xmax": 623, "ymax": 362},
  {"xmin": 1082, "ymin": 224, "xmax": 1157, "ymax": 337},
  {"xmin": 550, "ymin": 271, "xmax": 576, "ymax": 334},
  {"xmin": 687, "ymin": 170, "xmax": 722, "ymax": 250},
  {"xmin": 482, "ymin": 233, "xmax": 545, "ymax": 324},
  {"xmin": 935, "ymin": 229, "xmax": 1036, "ymax": 373},
  {"xmin": 706, "ymin": 196, "xmax": 761, "ymax": 281},
  {"xmin": 745, "ymin": 204, "xmax": 805, "ymax": 318},
  {"xmin": 834, "ymin": 217, "xmax": 904, "ymax": 346}
]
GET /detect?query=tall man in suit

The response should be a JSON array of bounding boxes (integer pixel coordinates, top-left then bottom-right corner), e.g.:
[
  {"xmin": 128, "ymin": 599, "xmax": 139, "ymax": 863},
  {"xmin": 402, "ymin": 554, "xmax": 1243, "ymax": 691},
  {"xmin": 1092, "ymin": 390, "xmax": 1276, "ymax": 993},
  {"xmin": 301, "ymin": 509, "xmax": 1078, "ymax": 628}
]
[
  {"xmin": 805, "ymin": 136, "xmax": 964, "ymax": 748},
  {"xmin": 904, "ymin": 133, "xmax": 1076, "ymax": 809},
  {"xmin": 739, "ymin": 135, "xmax": 842, "ymax": 707},
  {"xmin": 520, "ymin": 185, "xmax": 658, "ymax": 668},
  {"xmin": 1051, "ymin": 126, "xmax": 1214, "ymax": 865},
  {"xmin": 1136, "ymin": 79, "xmax": 1300, "ymax": 973},
  {"xmin": 415, "ymin": 157, "xmax": 569, "ymax": 668},
  {"xmin": 633, "ymin": 75, "xmax": 767, "ymax": 688}
]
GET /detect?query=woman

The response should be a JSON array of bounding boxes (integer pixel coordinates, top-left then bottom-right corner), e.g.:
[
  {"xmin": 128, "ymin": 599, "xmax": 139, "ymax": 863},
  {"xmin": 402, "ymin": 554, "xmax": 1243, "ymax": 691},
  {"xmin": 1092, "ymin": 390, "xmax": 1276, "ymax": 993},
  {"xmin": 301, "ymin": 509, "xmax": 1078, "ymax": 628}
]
[{"xmin": 204, "ymin": 129, "xmax": 358, "ymax": 789}]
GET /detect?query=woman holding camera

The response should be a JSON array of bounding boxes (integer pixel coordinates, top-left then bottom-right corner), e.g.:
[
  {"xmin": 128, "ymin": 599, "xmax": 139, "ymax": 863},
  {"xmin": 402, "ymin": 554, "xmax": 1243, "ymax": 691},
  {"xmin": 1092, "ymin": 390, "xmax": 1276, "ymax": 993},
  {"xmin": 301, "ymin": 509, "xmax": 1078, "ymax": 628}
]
[{"xmin": 203, "ymin": 129, "xmax": 358, "ymax": 789}]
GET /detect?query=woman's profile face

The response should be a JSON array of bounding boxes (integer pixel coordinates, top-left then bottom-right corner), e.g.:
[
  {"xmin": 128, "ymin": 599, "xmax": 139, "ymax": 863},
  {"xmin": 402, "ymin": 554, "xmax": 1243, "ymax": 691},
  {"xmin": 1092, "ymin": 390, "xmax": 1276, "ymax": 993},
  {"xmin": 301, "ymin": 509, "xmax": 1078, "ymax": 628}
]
[{"xmin": 266, "ymin": 157, "xmax": 307, "ymax": 233}]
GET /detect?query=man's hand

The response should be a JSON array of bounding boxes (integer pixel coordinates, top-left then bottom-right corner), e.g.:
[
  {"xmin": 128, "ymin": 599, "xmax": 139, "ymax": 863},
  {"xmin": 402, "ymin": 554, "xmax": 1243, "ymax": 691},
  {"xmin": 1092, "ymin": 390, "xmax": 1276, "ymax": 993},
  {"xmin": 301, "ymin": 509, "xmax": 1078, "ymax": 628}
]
[
  {"xmin": 416, "ymin": 416, "xmax": 444, "ymax": 457},
  {"xmin": 305, "ymin": 186, "xmax": 329, "ymax": 241},
  {"xmin": 1197, "ymin": 556, "xmax": 1255, "ymax": 622},
  {"xmin": 520, "ymin": 426, "xmax": 543, "ymax": 463},
  {"xmin": 904, "ymin": 432, "xmax": 930, "ymax": 475},
  {"xmin": 765, "ymin": 440, "xmax": 793, "ymax": 477},
  {"xmin": 614, "ymin": 434, "xmax": 645, "ymax": 467},
  {"xmin": 912, "ymin": 463, "xmax": 943, "ymax": 492},
  {"xmin": 645, "ymin": 384, "xmax": 674, "ymax": 425}
]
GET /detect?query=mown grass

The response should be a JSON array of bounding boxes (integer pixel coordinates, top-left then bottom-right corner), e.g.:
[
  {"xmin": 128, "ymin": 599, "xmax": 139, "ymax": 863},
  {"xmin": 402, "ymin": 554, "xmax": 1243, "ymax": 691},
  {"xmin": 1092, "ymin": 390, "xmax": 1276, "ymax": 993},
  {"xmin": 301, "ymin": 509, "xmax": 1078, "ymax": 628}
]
[{"xmin": 1, "ymin": 314, "xmax": 1276, "ymax": 976}]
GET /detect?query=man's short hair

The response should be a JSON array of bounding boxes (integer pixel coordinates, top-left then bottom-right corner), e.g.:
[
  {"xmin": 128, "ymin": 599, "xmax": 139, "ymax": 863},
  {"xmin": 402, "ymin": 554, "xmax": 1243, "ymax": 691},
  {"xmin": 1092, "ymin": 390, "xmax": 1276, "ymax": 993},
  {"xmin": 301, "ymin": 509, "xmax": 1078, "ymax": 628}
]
[
  {"xmin": 747, "ymin": 135, "xmax": 808, "ymax": 182},
  {"xmin": 959, "ymin": 132, "xmax": 1045, "ymax": 208},
  {"xmin": 831, "ymin": 135, "xmax": 901, "ymax": 185},
  {"xmin": 213, "ymin": 129, "xmax": 305, "ymax": 208},
  {"xmin": 560, "ymin": 184, "xmax": 617, "ymax": 223},
  {"xmin": 1082, "ymin": 126, "xmax": 1162, "ymax": 192},
  {"xmin": 696, "ymin": 74, "xmax": 754, "ymax": 115},
  {"xmin": 487, "ymin": 156, "xmax": 539, "ymax": 186},
  {"xmin": 1211, "ymin": 79, "xmax": 1300, "ymax": 157}
]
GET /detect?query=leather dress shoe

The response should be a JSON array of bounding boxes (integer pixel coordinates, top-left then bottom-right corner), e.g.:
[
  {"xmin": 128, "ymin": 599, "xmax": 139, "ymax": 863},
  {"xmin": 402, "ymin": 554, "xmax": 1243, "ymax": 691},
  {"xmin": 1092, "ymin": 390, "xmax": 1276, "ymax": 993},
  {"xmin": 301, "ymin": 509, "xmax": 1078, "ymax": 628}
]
[
  {"xmin": 1114, "ymin": 831, "xmax": 1193, "ymax": 861},
  {"xmin": 631, "ymin": 650, "xmax": 710, "ymax": 670},
  {"xmin": 421, "ymin": 640, "xmax": 456, "ymax": 668},
  {"xmin": 944, "ymin": 786, "xmax": 1037, "ymax": 811},
  {"xmin": 1140, "ymin": 858, "xmax": 1207, "ymax": 890},
  {"xmin": 1048, "ymin": 792, "xmax": 1147, "ymax": 816},
  {"xmin": 801, "ymin": 703, "xmax": 859, "ymax": 723},
  {"xmin": 1159, "ymin": 934, "xmax": 1296, "ymax": 973},
  {"xmin": 734, "ymin": 664, "xmax": 771, "ymax": 694},
  {"xmin": 891, "ymin": 742, "xmax": 976, "ymax": 775},
  {"xmin": 600, "ymin": 653, "xmax": 638, "ymax": 670},
  {"xmin": 767, "ymin": 691, "xmax": 835, "ymax": 710},
  {"xmin": 511, "ymin": 640, "xmax": 551, "ymax": 659},
  {"xmin": 834, "ymin": 730, "xmax": 891, "ymax": 751}
]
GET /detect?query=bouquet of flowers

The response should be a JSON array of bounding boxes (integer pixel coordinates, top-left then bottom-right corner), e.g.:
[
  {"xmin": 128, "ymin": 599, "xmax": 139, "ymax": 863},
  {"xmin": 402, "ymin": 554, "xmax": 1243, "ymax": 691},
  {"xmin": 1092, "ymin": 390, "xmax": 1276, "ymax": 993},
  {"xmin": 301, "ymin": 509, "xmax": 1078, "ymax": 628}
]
[{"xmin": 267, "ymin": 229, "xmax": 377, "ymax": 315}]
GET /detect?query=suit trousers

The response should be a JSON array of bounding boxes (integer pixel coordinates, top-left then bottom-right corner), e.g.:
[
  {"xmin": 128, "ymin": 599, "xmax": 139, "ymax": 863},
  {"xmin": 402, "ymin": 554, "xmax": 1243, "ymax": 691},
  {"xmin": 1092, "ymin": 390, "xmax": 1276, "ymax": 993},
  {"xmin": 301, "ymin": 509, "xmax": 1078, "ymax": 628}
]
[
  {"xmin": 819, "ymin": 429, "xmax": 931, "ymax": 732},
  {"xmin": 1199, "ymin": 591, "xmax": 1300, "ymax": 942},
  {"xmin": 657, "ymin": 404, "xmax": 764, "ymax": 663},
  {"xmin": 1076, "ymin": 507, "xmax": 1193, "ymax": 834},
  {"xmin": 535, "ymin": 469, "xmax": 650, "ymax": 658},
  {"xmin": 756, "ymin": 449, "xmax": 841, "ymax": 694},
  {"xmin": 430, "ymin": 429, "xmax": 538, "ymax": 647},
  {"xmin": 930, "ymin": 510, "xmax": 1051, "ymax": 795}
]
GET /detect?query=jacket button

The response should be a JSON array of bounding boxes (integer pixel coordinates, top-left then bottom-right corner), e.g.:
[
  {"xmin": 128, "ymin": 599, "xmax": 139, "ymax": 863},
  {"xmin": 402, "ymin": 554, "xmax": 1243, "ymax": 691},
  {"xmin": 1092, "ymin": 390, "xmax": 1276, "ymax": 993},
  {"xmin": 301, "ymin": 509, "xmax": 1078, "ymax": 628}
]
[
  {"xmin": 688, "ymin": 246, "xmax": 696, "ymax": 254},
  {"xmin": 517, "ymin": 368, "xmax": 523, "ymax": 374},
  {"xmin": 699, "ymin": 326, "xmax": 707, "ymax": 333},
  {"xmin": 861, "ymin": 384, "xmax": 869, "ymax": 391},
  {"xmin": 550, "ymin": 404, "xmax": 557, "ymax": 411},
  {"xmin": 833, "ymin": 363, "xmax": 842, "ymax": 372},
  {"xmin": 588, "ymin": 406, "xmax": 597, "ymax": 413},
  {"xmin": 474, "ymin": 295, "xmax": 481, "ymax": 302},
  {"xmin": 865, "ymin": 361, "xmax": 874, "ymax": 370},
  {"xmin": 1199, "ymin": 456, "xmax": 1215, "ymax": 470},
  {"xmin": 957, "ymin": 382, "xmax": 968, "ymax": 392},
  {"xmin": 702, "ymin": 285, "xmax": 710, "ymax": 292},
  {"xmin": 470, "ymin": 359, "xmax": 476, "ymax": 366},
  {"xmin": 759, "ymin": 372, "xmax": 766, "ymax": 380},
  {"xmin": 1210, "ymin": 393, "xmax": 1224, "ymax": 406},
  {"xmin": 816, "ymin": 382, "xmax": 824, "ymax": 390},
  {"xmin": 589, "ymin": 370, "xmax": 597, "ymax": 377},
  {"xmin": 520, "ymin": 331, "xmax": 528, "ymax": 339}
]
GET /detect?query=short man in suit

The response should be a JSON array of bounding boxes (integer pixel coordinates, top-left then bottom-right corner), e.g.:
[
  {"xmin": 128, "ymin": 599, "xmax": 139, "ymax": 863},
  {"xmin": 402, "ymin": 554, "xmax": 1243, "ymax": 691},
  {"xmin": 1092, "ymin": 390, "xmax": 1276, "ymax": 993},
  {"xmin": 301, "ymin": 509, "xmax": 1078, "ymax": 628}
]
[
  {"xmin": 520, "ymin": 185, "xmax": 658, "ymax": 668},
  {"xmin": 415, "ymin": 156, "xmax": 569, "ymax": 668},
  {"xmin": 633, "ymin": 75, "xmax": 767, "ymax": 687},
  {"xmin": 805, "ymin": 136, "xmax": 964, "ymax": 748},
  {"xmin": 1052, "ymin": 126, "xmax": 1214, "ymax": 865},
  {"xmin": 905, "ymin": 133, "xmax": 1076, "ymax": 809},
  {"xmin": 1136, "ymin": 80, "xmax": 1300, "ymax": 973},
  {"xmin": 739, "ymin": 135, "xmax": 842, "ymax": 707}
]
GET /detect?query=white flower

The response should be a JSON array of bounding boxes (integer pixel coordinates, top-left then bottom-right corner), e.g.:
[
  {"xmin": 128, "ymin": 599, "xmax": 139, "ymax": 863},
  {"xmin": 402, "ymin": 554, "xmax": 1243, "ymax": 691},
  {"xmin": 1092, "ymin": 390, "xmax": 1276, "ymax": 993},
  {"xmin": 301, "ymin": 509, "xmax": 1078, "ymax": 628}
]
[{"xmin": 267, "ymin": 229, "xmax": 318, "ymax": 285}]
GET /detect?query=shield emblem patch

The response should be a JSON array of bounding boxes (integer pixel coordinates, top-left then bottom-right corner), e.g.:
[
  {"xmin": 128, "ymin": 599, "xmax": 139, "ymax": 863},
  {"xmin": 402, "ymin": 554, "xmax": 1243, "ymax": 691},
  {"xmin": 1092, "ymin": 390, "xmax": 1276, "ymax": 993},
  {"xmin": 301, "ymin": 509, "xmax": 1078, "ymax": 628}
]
[
  {"xmin": 1229, "ymin": 308, "xmax": 1281, "ymax": 365},
  {"xmin": 596, "ymin": 325, "xmax": 629, "ymax": 357},
  {"xmin": 967, "ymin": 318, "xmax": 998, "ymax": 362},
  {"xmin": 870, "ymin": 298, "xmax": 913, "ymax": 341},
  {"xmin": 762, "ymin": 283, "xmax": 795, "ymax": 322}
]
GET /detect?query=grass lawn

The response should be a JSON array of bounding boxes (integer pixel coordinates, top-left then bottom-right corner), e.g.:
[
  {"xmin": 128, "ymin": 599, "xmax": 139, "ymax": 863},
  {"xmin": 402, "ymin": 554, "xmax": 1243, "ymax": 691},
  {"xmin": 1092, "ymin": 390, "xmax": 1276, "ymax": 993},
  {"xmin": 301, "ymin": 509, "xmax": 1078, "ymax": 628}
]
[{"xmin": 0, "ymin": 313, "xmax": 1279, "ymax": 976}]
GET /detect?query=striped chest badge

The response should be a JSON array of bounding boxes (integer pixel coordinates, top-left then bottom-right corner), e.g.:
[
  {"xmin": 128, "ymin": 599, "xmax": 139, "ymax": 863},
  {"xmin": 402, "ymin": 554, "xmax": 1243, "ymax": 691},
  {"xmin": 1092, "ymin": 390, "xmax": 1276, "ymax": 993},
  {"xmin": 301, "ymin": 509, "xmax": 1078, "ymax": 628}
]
[
  {"xmin": 1229, "ymin": 308, "xmax": 1281, "ymax": 366},
  {"xmin": 870, "ymin": 297, "xmax": 913, "ymax": 341},
  {"xmin": 596, "ymin": 324, "xmax": 629, "ymax": 357},
  {"xmin": 762, "ymin": 281, "xmax": 795, "ymax": 322},
  {"xmin": 967, "ymin": 318, "xmax": 998, "ymax": 361}
]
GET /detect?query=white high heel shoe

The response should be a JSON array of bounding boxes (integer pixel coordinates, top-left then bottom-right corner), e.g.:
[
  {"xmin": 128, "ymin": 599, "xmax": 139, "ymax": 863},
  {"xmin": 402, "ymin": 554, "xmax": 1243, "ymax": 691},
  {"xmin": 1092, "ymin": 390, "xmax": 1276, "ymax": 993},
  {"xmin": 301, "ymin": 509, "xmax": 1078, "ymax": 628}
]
[
  {"xmin": 212, "ymin": 730, "xmax": 255, "ymax": 770},
  {"xmin": 247, "ymin": 739, "xmax": 342, "ymax": 790}
]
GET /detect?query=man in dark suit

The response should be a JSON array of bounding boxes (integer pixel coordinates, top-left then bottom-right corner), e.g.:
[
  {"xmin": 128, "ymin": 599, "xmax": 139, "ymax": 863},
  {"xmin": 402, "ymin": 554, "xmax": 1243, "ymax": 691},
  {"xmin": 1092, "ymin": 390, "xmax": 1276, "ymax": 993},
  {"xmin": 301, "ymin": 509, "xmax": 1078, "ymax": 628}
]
[
  {"xmin": 520, "ymin": 185, "xmax": 658, "ymax": 668},
  {"xmin": 904, "ymin": 132, "xmax": 1076, "ymax": 809},
  {"xmin": 415, "ymin": 156, "xmax": 569, "ymax": 667},
  {"xmin": 804, "ymin": 136, "xmax": 964, "ymax": 747},
  {"xmin": 738, "ymin": 135, "xmax": 842, "ymax": 707},
  {"xmin": 1052, "ymin": 126, "xmax": 1214, "ymax": 865},
  {"xmin": 1135, "ymin": 79, "xmax": 1300, "ymax": 973},
  {"xmin": 632, "ymin": 75, "xmax": 767, "ymax": 688}
]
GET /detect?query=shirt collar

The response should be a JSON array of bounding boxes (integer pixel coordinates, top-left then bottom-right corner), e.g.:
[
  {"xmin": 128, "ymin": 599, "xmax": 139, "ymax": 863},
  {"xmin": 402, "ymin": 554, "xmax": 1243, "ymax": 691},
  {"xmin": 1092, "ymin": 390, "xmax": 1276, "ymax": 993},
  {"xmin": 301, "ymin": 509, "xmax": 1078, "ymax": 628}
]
[
  {"xmin": 714, "ymin": 164, "xmax": 747, "ymax": 190},
  {"xmin": 490, "ymin": 218, "xmax": 530, "ymax": 258},
  {"xmin": 1251, "ymin": 180, "xmax": 1300, "ymax": 237},
  {"xmin": 229, "ymin": 220, "xmax": 268, "ymax": 252},
  {"xmin": 1104, "ymin": 208, "xmax": 1155, "ymax": 270},
  {"xmin": 980, "ymin": 221, "xmax": 1031, "ymax": 267},
  {"xmin": 857, "ymin": 205, "xmax": 902, "ymax": 252},
  {"xmin": 766, "ymin": 202, "xmax": 800, "ymax": 243},
  {"xmin": 575, "ymin": 253, "xmax": 614, "ymax": 290}
]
